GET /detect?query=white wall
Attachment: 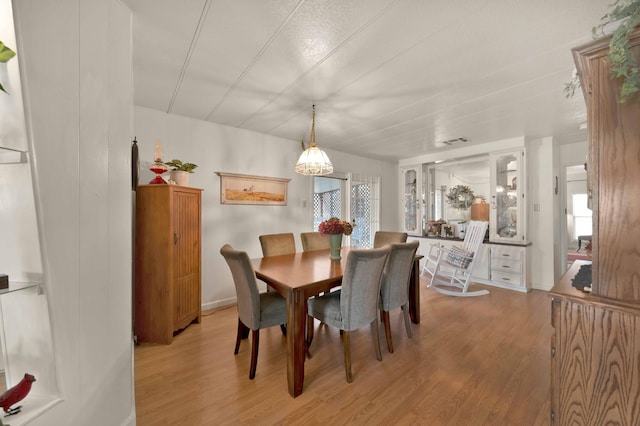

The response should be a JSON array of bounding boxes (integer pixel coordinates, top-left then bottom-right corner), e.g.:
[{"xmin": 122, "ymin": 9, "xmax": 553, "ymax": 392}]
[
  {"xmin": 134, "ymin": 107, "xmax": 398, "ymax": 310},
  {"xmin": 525, "ymin": 137, "xmax": 556, "ymax": 290},
  {"xmin": 15, "ymin": 0, "xmax": 135, "ymax": 425}
]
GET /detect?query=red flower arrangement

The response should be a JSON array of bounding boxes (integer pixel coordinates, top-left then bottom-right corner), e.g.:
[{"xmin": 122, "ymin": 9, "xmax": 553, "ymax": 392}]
[{"xmin": 318, "ymin": 217, "xmax": 353, "ymax": 235}]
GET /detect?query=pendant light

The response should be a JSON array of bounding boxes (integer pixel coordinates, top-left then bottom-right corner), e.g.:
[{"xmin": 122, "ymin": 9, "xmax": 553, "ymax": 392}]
[{"xmin": 295, "ymin": 105, "xmax": 333, "ymax": 175}]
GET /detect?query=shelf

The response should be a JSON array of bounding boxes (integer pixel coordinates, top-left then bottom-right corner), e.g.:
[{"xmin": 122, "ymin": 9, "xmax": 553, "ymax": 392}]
[{"xmin": 0, "ymin": 282, "xmax": 40, "ymax": 296}]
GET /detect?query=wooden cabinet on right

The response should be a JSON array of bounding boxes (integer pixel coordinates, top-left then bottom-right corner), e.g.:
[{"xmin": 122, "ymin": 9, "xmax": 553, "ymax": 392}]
[{"xmin": 550, "ymin": 27, "xmax": 640, "ymax": 424}]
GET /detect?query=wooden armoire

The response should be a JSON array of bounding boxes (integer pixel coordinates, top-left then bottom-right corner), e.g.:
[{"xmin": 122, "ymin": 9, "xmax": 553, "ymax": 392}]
[
  {"xmin": 550, "ymin": 28, "xmax": 640, "ymax": 424},
  {"xmin": 135, "ymin": 184, "xmax": 203, "ymax": 344}
]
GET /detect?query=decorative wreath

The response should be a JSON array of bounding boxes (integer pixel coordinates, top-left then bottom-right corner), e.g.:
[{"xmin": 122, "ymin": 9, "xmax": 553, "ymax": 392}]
[{"xmin": 446, "ymin": 185, "xmax": 475, "ymax": 210}]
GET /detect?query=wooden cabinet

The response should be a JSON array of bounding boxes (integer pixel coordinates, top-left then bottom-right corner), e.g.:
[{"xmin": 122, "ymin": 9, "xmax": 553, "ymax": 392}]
[
  {"xmin": 135, "ymin": 185, "xmax": 203, "ymax": 344},
  {"xmin": 550, "ymin": 28, "xmax": 640, "ymax": 424}
]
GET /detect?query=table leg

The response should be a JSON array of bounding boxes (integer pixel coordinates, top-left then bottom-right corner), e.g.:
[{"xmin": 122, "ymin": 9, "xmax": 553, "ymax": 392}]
[
  {"xmin": 409, "ymin": 258, "xmax": 421, "ymax": 324},
  {"xmin": 286, "ymin": 290, "xmax": 307, "ymax": 397}
]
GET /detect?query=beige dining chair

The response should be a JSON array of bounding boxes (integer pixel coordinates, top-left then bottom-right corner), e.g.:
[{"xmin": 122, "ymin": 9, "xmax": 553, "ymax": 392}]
[
  {"xmin": 378, "ymin": 241, "xmax": 419, "ymax": 353},
  {"xmin": 373, "ymin": 231, "xmax": 408, "ymax": 248},
  {"xmin": 220, "ymin": 244, "xmax": 287, "ymax": 380},
  {"xmin": 259, "ymin": 233, "xmax": 296, "ymax": 257},
  {"xmin": 306, "ymin": 246, "xmax": 390, "ymax": 383},
  {"xmin": 300, "ymin": 232, "xmax": 330, "ymax": 252}
]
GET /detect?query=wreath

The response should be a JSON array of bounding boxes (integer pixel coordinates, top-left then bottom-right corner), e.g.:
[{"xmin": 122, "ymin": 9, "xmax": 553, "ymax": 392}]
[{"xmin": 446, "ymin": 185, "xmax": 475, "ymax": 210}]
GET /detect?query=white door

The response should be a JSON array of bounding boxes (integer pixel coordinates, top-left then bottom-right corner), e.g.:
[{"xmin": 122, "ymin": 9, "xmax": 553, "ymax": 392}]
[{"xmin": 348, "ymin": 173, "xmax": 380, "ymax": 248}]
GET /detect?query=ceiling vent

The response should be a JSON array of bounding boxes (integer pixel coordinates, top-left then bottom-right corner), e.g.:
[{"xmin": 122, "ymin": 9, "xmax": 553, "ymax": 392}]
[{"xmin": 440, "ymin": 137, "xmax": 469, "ymax": 145}]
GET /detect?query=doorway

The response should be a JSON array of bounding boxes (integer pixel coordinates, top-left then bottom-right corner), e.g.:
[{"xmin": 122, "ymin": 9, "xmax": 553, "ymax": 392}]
[
  {"xmin": 564, "ymin": 164, "xmax": 591, "ymax": 266},
  {"xmin": 311, "ymin": 174, "xmax": 380, "ymax": 248}
]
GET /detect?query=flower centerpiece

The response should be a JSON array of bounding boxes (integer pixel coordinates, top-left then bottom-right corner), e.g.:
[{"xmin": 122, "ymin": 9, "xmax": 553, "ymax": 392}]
[
  {"xmin": 318, "ymin": 217, "xmax": 353, "ymax": 236},
  {"xmin": 318, "ymin": 217, "xmax": 352, "ymax": 260},
  {"xmin": 446, "ymin": 185, "xmax": 475, "ymax": 211}
]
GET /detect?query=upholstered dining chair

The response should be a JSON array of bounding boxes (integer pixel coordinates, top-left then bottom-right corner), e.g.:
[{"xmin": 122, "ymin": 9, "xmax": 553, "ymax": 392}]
[
  {"xmin": 220, "ymin": 244, "xmax": 287, "ymax": 380},
  {"xmin": 306, "ymin": 246, "xmax": 390, "ymax": 383},
  {"xmin": 378, "ymin": 240, "xmax": 419, "ymax": 353},
  {"xmin": 300, "ymin": 232, "xmax": 330, "ymax": 252},
  {"xmin": 259, "ymin": 233, "xmax": 296, "ymax": 257},
  {"xmin": 373, "ymin": 231, "xmax": 408, "ymax": 248}
]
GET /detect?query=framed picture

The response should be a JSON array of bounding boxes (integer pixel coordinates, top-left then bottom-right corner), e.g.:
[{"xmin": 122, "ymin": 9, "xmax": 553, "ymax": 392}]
[
  {"xmin": 216, "ymin": 172, "xmax": 291, "ymax": 206},
  {"xmin": 441, "ymin": 224, "xmax": 455, "ymax": 239}
]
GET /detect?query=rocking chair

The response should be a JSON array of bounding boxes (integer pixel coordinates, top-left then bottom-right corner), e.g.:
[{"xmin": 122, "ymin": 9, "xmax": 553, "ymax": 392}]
[{"xmin": 423, "ymin": 220, "xmax": 489, "ymax": 297}]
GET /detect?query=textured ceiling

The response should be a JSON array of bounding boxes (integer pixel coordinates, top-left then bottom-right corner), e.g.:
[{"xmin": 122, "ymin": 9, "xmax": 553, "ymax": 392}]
[{"xmin": 123, "ymin": 0, "xmax": 608, "ymax": 161}]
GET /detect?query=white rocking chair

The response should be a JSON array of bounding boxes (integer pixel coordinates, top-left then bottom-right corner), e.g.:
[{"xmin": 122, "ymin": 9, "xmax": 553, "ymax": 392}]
[{"xmin": 423, "ymin": 220, "xmax": 489, "ymax": 297}]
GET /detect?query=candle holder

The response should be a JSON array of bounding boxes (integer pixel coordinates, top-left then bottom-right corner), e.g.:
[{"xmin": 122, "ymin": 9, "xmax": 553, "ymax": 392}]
[{"xmin": 149, "ymin": 161, "xmax": 168, "ymax": 184}]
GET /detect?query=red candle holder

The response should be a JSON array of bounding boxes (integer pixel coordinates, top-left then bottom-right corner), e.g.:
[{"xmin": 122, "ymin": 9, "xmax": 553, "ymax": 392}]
[{"xmin": 149, "ymin": 161, "xmax": 168, "ymax": 184}]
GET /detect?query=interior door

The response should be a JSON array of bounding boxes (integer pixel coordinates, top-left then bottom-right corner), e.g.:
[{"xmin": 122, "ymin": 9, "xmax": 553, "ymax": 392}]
[{"xmin": 348, "ymin": 173, "xmax": 380, "ymax": 248}]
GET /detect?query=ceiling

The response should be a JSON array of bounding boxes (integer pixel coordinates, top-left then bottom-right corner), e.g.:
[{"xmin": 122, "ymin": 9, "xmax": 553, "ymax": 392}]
[{"xmin": 123, "ymin": 0, "xmax": 608, "ymax": 162}]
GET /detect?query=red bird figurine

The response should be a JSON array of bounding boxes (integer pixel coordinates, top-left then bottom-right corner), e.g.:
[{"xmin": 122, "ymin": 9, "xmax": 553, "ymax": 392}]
[{"xmin": 0, "ymin": 373, "xmax": 36, "ymax": 416}]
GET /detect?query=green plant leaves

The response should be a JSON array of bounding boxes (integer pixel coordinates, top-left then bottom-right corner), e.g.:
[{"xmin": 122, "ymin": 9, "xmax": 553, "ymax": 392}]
[
  {"xmin": 0, "ymin": 41, "xmax": 16, "ymax": 94},
  {"xmin": 594, "ymin": 0, "xmax": 640, "ymax": 103},
  {"xmin": 0, "ymin": 41, "xmax": 16, "ymax": 63}
]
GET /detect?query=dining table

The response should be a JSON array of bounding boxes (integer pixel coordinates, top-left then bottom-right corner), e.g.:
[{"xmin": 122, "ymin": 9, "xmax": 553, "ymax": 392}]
[{"xmin": 252, "ymin": 246, "xmax": 423, "ymax": 398}]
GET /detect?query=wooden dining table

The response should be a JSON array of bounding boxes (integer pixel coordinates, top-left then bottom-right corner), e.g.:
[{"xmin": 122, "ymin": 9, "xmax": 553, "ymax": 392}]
[{"xmin": 252, "ymin": 247, "xmax": 423, "ymax": 397}]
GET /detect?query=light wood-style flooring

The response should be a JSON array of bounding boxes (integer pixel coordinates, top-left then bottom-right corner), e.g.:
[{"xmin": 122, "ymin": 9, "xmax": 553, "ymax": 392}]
[{"xmin": 134, "ymin": 278, "xmax": 552, "ymax": 425}]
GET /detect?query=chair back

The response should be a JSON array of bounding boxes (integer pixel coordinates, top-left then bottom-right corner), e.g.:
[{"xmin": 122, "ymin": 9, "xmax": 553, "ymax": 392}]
[
  {"xmin": 300, "ymin": 232, "xmax": 330, "ymax": 252},
  {"xmin": 379, "ymin": 241, "xmax": 419, "ymax": 311},
  {"xmin": 340, "ymin": 246, "xmax": 389, "ymax": 330},
  {"xmin": 259, "ymin": 233, "xmax": 296, "ymax": 257},
  {"xmin": 460, "ymin": 220, "xmax": 488, "ymax": 254},
  {"xmin": 220, "ymin": 244, "xmax": 260, "ymax": 330},
  {"xmin": 373, "ymin": 231, "xmax": 408, "ymax": 248}
]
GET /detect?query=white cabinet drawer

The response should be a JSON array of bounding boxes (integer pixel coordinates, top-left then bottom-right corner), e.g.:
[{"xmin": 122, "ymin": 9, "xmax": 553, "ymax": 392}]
[
  {"xmin": 491, "ymin": 258, "xmax": 521, "ymax": 274},
  {"xmin": 490, "ymin": 270, "xmax": 522, "ymax": 286},
  {"xmin": 491, "ymin": 245, "xmax": 522, "ymax": 262}
]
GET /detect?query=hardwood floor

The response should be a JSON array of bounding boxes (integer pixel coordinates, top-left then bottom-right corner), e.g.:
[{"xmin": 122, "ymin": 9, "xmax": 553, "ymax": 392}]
[{"xmin": 134, "ymin": 278, "xmax": 552, "ymax": 425}]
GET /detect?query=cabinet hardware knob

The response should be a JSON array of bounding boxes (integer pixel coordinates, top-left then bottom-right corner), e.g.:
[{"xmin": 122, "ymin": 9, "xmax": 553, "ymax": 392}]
[
  {"xmin": 551, "ymin": 347, "xmax": 555, "ymax": 356},
  {"xmin": 174, "ymin": 233, "xmax": 179, "ymax": 245}
]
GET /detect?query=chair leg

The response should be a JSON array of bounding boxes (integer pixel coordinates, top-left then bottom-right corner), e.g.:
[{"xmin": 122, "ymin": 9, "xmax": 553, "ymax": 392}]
[
  {"xmin": 249, "ymin": 329, "xmax": 260, "ymax": 380},
  {"xmin": 381, "ymin": 310, "xmax": 394, "ymax": 353},
  {"xmin": 234, "ymin": 319, "xmax": 249, "ymax": 354},
  {"xmin": 401, "ymin": 304, "xmax": 412, "ymax": 338},
  {"xmin": 371, "ymin": 319, "xmax": 382, "ymax": 361},
  {"xmin": 342, "ymin": 330, "xmax": 353, "ymax": 383},
  {"xmin": 306, "ymin": 315, "xmax": 315, "ymax": 348}
]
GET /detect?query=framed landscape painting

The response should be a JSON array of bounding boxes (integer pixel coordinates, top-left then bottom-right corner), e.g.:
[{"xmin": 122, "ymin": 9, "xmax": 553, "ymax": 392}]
[{"xmin": 216, "ymin": 172, "xmax": 290, "ymax": 206}]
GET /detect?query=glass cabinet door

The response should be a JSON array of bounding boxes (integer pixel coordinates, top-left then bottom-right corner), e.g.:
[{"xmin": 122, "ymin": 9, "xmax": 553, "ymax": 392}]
[
  {"xmin": 400, "ymin": 166, "xmax": 422, "ymax": 235},
  {"xmin": 490, "ymin": 149, "xmax": 526, "ymax": 243}
]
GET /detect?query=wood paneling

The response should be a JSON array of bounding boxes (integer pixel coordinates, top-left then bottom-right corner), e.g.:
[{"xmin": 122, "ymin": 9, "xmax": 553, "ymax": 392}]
[
  {"xmin": 573, "ymin": 28, "xmax": 640, "ymax": 303},
  {"xmin": 135, "ymin": 184, "xmax": 202, "ymax": 344},
  {"xmin": 550, "ymin": 26, "xmax": 640, "ymax": 425}
]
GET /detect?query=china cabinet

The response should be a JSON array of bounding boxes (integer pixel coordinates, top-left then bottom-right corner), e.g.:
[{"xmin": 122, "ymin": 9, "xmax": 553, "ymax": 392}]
[
  {"xmin": 400, "ymin": 165, "xmax": 422, "ymax": 235},
  {"xmin": 489, "ymin": 149, "xmax": 527, "ymax": 244},
  {"xmin": 549, "ymin": 27, "xmax": 640, "ymax": 424}
]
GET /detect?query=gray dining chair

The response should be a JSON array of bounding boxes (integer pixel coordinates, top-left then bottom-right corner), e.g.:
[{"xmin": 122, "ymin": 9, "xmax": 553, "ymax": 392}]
[
  {"xmin": 306, "ymin": 246, "xmax": 390, "ymax": 383},
  {"xmin": 259, "ymin": 233, "xmax": 296, "ymax": 257},
  {"xmin": 300, "ymin": 232, "xmax": 330, "ymax": 252},
  {"xmin": 379, "ymin": 240, "xmax": 419, "ymax": 353},
  {"xmin": 220, "ymin": 244, "xmax": 287, "ymax": 380},
  {"xmin": 373, "ymin": 231, "xmax": 408, "ymax": 248}
]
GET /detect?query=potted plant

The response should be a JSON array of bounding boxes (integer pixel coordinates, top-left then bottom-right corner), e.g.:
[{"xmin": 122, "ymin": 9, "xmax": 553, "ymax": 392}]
[{"xmin": 164, "ymin": 159, "xmax": 198, "ymax": 186}]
